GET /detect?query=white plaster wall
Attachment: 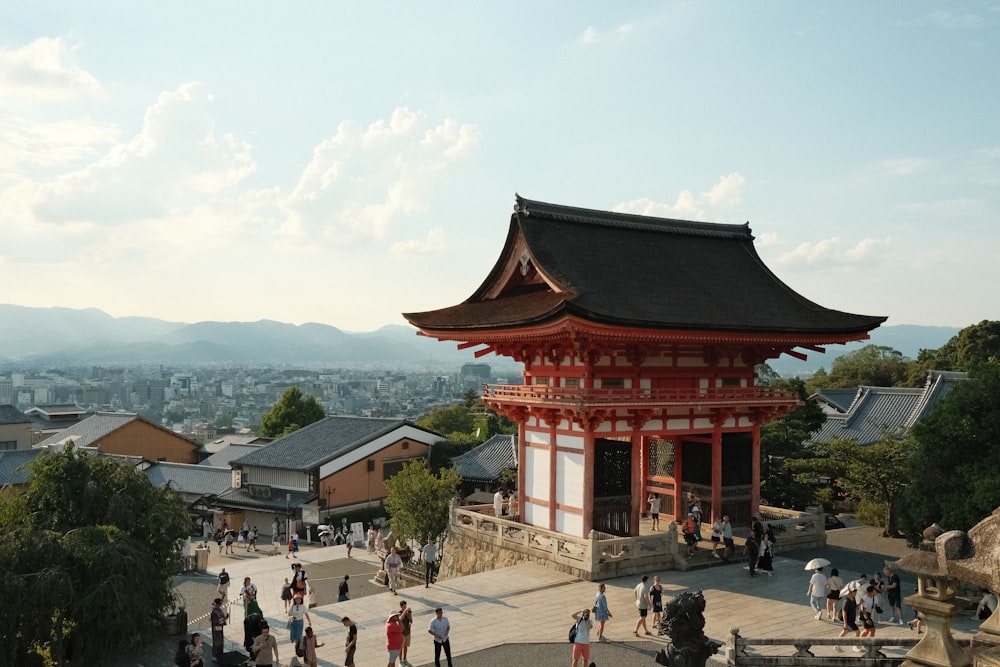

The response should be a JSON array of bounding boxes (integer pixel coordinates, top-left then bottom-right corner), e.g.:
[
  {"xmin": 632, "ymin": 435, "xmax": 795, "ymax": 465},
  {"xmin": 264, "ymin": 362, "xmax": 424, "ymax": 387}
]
[
  {"xmin": 693, "ymin": 417, "xmax": 713, "ymax": 430},
  {"xmin": 557, "ymin": 450, "xmax": 584, "ymax": 508},
  {"xmin": 556, "ymin": 510, "xmax": 584, "ymax": 537},
  {"xmin": 558, "ymin": 434, "xmax": 585, "ymax": 450},
  {"xmin": 524, "ymin": 502, "xmax": 541, "ymax": 526},
  {"xmin": 525, "ymin": 446, "xmax": 549, "ymax": 502},
  {"xmin": 525, "ymin": 429, "xmax": 550, "ymax": 446}
]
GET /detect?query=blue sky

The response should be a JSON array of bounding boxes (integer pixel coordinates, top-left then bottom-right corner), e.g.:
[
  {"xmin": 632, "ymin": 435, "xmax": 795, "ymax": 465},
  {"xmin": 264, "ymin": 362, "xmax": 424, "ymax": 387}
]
[{"xmin": 1, "ymin": 3, "xmax": 997, "ymax": 332}]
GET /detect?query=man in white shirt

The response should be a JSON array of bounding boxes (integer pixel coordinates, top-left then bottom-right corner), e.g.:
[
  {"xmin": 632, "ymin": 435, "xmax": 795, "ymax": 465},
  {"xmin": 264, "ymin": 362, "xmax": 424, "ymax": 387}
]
[
  {"xmin": 807, "ymin": 568, "xmax": 828, "ymax": 620},
  {"xmin": 633, "ymin": 575, "xmax": 652, "ymax": 636},
  {"xmin": 493, "ymin": 489, "xmax": 505, "ymax": 517},
  {"xmin": 428, "ymin": 607, "xmax": 453, "ymax": 667}
]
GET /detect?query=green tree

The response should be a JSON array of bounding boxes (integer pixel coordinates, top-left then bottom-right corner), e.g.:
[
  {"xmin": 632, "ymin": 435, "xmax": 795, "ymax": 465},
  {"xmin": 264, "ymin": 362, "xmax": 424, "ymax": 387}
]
[
  {"xmin": 797, "ymin": 433, "xmax": 914, "ymax": 536},
  {"xmin": 909, "ymin": 321, "xmax": 1000, "ymax": 382},
  {"xmin": 418, "ymin": 403, "xmax": 477, "ymax": 440},
  {"xmin": 259, "ymin": 386, "xmax": 325, "ymax": 438},
  {"xmin": 900, "ymin": 363, "xmax": 1000, "ymax": 544},
  {"xmin": 759, "ymin": 377, "xmax": 827, "ymax": 509},
  {"xmin": 821, "ymin": 344, "xmax": 912, "ymax": 388},
  {"xmin": 0, "ymin": 445, "xmax": 191, "ymax": 665},
  {"xmin": 384, "ymin": 459, "xmax": 460, "ymax": 545}
]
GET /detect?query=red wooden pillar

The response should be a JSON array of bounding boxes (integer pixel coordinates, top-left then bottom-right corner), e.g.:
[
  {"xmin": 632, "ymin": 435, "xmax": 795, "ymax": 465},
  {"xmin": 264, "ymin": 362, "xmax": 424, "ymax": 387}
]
[
  {"xmin": 517, "ymin": 420, "xmax": 526, "ymax": 519},
  {"xmin": 583, "ymin": 429, "xmax": 595, "ymax": 536},
  {"xmin": 751, "ymin": 422, "xmax": 761, "ymax": 515},
  {"xmin": 630, "ymin": 432, "xmax": 643, "ymax": 536},
  {"xmin": 672, "ymin": 440, "xmax": 684, "ymax": 522},
  {"xmin": 711, "ymin": 426, "xmax": 723, "ymax": 523},
  {"xmin": 548, "ymin": 413, "xmax": 558, "ymax": 531}
]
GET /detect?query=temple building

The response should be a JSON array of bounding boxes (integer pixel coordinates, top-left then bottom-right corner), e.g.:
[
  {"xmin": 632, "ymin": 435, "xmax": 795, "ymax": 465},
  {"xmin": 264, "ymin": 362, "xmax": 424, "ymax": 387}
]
[{"xmin": 404, "ymin": 196, "xmax": 885, "ymax": 538}]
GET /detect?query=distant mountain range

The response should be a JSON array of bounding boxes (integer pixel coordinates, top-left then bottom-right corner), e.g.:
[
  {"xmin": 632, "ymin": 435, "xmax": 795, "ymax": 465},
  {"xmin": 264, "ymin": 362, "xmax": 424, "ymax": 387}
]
[
  {"xmin": 0, "ymin": 305, "xmax": 482, "ymax": 367},
  {"xmin": 0, "ymin": 305, "xmax": 961, "ymax": 374}
]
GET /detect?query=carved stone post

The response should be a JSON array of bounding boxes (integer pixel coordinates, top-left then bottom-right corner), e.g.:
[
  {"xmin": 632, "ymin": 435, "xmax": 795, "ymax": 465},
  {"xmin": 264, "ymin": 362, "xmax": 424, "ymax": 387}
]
[{"xmin": 902, "ymin": 588, "xmax": 970, "ymax": 667}]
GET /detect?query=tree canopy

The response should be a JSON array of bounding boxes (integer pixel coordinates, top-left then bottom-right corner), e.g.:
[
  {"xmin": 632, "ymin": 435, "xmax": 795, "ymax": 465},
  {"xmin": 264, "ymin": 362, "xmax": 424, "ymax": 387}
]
[
  {"xmin": 383, "ymin": 459, "xmax": 460, "ymax": 545},
  {"xmin": 0, "ymin": 445, "xmax": 191, "ymax": 665},
  {"xmin": 900, "ymin": 363, "xmax": 1000, "ymax": 543},
  {"xmin": 816, "ymin": 344, "xmax": 911, "ymax": 389},
  {"xmin": 759, "ymin": 376, "xmax": 827, "ymax": 510},
  {"xmin": 259, "ymin": 386, "xmax": 325, "ymax": 438}
]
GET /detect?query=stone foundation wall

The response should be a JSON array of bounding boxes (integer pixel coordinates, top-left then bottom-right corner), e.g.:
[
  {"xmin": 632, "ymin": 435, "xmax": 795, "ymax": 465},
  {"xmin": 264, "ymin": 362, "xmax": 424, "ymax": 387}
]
[{"xmin": 440, "ymin": 527, "xmax": 591, "ymax": 580}]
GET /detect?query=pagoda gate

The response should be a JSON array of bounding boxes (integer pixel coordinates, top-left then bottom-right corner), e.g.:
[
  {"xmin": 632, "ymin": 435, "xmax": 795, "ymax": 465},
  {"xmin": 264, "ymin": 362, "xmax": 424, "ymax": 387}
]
[{"xmin": 405, "ymin": 196, "xmax": 885, "ymax": 538}]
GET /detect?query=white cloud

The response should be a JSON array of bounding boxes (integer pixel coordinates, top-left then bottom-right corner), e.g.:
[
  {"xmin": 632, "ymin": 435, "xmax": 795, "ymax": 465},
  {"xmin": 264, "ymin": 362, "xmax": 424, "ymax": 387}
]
[
  {"xmin": 578, "ymin": 24, "xmax": 634, "ymax": 46},
  {"xmin": 613, "ymin": 173, "xmax": 746, "ymax": 221},
  {"xmin": 389, "ymin": 227, "xmax": 446, "ymax": 257},
  {"xmin": 279, "ymin": 107, "xmax": 480, "ymax": 246},
  {"xmin": 579, "ymin": 27, "xmax": 600, "ymax": 45},
  {"xmin": 774, "ymin": 236, "xmax": 891, "ymax": 269},
  {"xmin": 28, "ymin": 82, "xmax": 255, "ymax": 226},
  {"xmin": 0, "ymin": 116, "xmax": 119, "ymax": 180},
  {"xmin": 875, "ymin": 158, "xmax": 931, "ymax": 177},
  {"xmin": 0, "ymin": 37, "xmax": 101, "ymax": 101}
]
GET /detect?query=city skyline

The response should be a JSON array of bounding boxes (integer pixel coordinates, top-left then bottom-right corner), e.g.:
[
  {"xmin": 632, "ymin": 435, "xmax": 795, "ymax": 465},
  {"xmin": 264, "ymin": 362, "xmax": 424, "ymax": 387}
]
[{"xmin": 1, "ymin": 3, "xmax": 997, "ymax": 331}]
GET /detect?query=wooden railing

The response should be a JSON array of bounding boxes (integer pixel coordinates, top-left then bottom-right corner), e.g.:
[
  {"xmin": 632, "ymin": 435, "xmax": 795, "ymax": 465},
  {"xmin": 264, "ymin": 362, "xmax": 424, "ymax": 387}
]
[
  {"xmin": 726, "ymin": 629, "xmax": 970, "ymax": 666},
  {"xmin": 483, "ymin": 384, "xmax": 798, "ymax": 409}
]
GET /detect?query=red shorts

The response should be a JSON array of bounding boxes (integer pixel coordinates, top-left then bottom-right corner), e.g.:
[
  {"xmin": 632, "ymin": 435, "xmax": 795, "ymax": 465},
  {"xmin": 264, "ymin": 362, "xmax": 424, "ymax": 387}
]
[{"xmin": 572, "ymin": 643, "xmax": 590, "ymax": 662}]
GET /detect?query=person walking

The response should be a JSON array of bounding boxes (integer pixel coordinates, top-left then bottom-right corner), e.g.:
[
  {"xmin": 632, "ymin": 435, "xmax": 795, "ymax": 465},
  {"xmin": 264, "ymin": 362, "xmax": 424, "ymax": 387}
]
[
  {"xmin": 428, "ymin": 607, "xmax": 453, "ymax": 667},
  {"xmin": 632, "ymin": 575, "xmax": 652, "ymax": 637},
  {"xmin": 338, "ymin": 574, "xmax": 351, "ymax": 601},
  {"xmin": 593, "ymin": 582, "xmax": 612, "ymax": 642},
  {"xmin": 217, "ymin": 568, "xmax": 230, "ymax": 601},
  {"xmin": 291, "ymin": 562, "xmax": 308, "ymax": 599},
  {"xmin": 826, "ymin": 568, "xmax": 844, "ymax": 621},
  {"xmin": 422, "ymin": 537, "xmax": 438, "ymax": 588},
  {"xmin": 745, "ymin": 534, "xmax": 760, "ymax": 576},
  {"xmin": 710, "ymin": 517, "xmax": 723, "ymax": 558},
  {"xmin": 837, "ymin": 587, "xmax": 861, "ymax": 651},
  {"xmin": 721, "ymin": 515, "xmax": 734, "ymax": 561},
  {"xmin": 210, "ymin": 598, "xmax": 229, "ymax": 662},
  {"xmin": 859, "ymin": 585, "xmax": 878, "ymax": 638},
  {"xmin": 647, "ymin": 492, "xmax": 661, "ymax": 531},
  {"xmin": 346, "ymin": 528, "xmax": 354, "ymax": 558},
  {"xmin": 280, "ymin": 577, "xmax": 293, "ymax": 611},
  {"xmin": 342, "ymin": 616, "xmax": 359, "ymax": 667},
  {"xmin": 239, "ymin": 577, "xmax": 258, "ymax": 615},
  {"xmin": 807, "ymin": 567, "xmax": 828, "ymax": 619},
  {"xmin": 884, "ymin": 566, "xmax": 904, "ymax": 625},
  {"xmin": 250, "ymin": 622, "xmax": 279, "ymax": 666},
  {"xmin": 870, "ymin": 571, "xmax": 886, "ymax": 622},
  {"xmin": 287, "ymin": 594, "xmax": 311, "ymax": 646},
  {"xmin": 386, "ymin": 611, "xmax": 404, "ymax": 667},
  {"xmin": 368, "ymin": 524, "xmax": 378, "ymax": 553},
  {"xmin": 682, "ymin": 513, "xmax": 698, "ymax": 558},
  {"xmin": 650, "ymin": 575, "xmax": 664, "ymax": 626},
  {"xmin": 570, "ymin": 607, "xmax": 593, "ymax": 667},
  {"xmin": 399, "ymin": 600, "xmax": 414, "ymax": 667},
  {"xmin": 386, "ymin": 546, "xmax": 403, "ymax": 594},
  {"xmin": 300, "ymin": 626, "xmax": 325, "ymax": 667}
]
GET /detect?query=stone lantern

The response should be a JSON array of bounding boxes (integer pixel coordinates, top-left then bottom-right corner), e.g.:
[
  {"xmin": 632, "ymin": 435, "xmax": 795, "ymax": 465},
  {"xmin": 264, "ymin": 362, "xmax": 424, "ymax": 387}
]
[{"xmin": 896, "ymin": 509, "xmax": 1000, "ymax": 667}]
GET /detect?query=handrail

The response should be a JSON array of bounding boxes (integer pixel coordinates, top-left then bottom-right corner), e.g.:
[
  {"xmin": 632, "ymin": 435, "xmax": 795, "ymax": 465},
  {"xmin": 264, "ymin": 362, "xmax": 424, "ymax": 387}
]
[{"xmin": 483, "ymin": 384, "xmax": 797, "ymax": 407}]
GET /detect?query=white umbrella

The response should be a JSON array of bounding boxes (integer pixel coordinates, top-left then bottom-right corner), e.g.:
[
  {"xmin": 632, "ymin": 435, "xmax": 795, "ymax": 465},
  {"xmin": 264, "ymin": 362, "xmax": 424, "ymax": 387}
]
[
  {"xmin": 840, "ymin": 580, "xmax": 860, "ymax": 597},
  {"xmin": 804, "ymin": 557, "xmax": 831, "ymax": 570}
]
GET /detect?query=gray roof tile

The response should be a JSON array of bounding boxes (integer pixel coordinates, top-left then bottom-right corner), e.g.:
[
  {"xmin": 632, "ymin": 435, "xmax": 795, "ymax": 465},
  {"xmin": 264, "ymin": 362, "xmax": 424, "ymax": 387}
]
[
  {"xmin": 452, "ymin": 434, "xmax": 517, "ymax": 481},
  {"xmin": 144, "ymin": 462, "xmax": 233, "ymax": 495},
  {"xmin": 0, "ymin": 405, "xmax": 31, "ymax": 425}
]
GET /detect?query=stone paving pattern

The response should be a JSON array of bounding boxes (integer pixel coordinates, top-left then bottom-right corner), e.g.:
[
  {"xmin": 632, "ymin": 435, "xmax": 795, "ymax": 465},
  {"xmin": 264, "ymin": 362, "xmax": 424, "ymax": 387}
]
[{"xmin": 111, "ymin": 523, "xmax": 986, "ymax": 666}]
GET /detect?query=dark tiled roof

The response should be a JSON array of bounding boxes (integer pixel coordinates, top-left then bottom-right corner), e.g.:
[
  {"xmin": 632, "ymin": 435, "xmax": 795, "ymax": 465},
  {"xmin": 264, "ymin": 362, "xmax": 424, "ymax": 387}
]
[
  {"xmin": 144, "ymin": 462, "xmax": 233, "ymax": 495},
  {"xmin": 201, "ymin": 445, "xmax": 265, "ymax": 467},
  {"xmin": 404, "ymin": 195, "xmax": 886, "ymax": 336},
  {"xmin": 231, "ymin": 416, "xmax": 433, "ymax": 471},
  {"xmin": 0, "ymin": 448, "xmax": 42, "ymax": 485},
  {"xmin": 811, "ymin": 371, "xmax": 968, "ymax": 446},
  {"xmin": 214, "ymin": 486, "xmax": 315, "ymax": 511},
  {"xmin": 0, "ymin": 404, "xmax": 31, "ymax": 425},
  {"xmin": 452, "ymin": 434, "xmax": 517, "ymax": 482},
  {"xmin": 811, "ymin": 388, "xmax": 859, "ymax": 414}
]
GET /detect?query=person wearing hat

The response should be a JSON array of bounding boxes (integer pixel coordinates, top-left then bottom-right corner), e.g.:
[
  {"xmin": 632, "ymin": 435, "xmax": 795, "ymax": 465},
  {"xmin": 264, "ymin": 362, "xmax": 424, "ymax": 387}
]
[
  {"xmin": 288, "ymin": 593, "xmax": 312, "ymax": 647},
  {"xmin": 250, "ymin": 622, "xmax": 279, "ymax": 666},
  {"xmin": 386, "ymin": 610, "xmax": 404, "ymax": 667}
]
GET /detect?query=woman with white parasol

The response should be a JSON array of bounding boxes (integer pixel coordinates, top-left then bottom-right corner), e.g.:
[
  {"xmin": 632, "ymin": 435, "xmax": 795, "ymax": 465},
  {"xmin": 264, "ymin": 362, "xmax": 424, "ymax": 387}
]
[{"xmin": 804, "ymin": 558, "xmax": 830, "ymax": 620}]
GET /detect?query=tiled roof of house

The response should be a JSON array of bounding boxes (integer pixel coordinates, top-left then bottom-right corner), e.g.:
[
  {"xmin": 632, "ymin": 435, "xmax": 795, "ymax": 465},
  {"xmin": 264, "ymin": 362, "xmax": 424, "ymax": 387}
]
[
  {"xmin": 811, "ymin": 370, "xmax": 968, "ymax": 446},
  {"xmin": 0, "ymin": 404, "xmax": 31, "ymax": 425},
  {"xmin": 33, "ymin": 412, "xmax": 199, "ymax": 451},
  {"xmin": 144, "ymin": 462, "xmax": 233, "ymax": 495},
  {"xmin": 231, "ymin": 416, "xmax": 435, "ymax": 471},
  {"xmin": 214, "ymin": 485, "xmax": 315, "ymax": 511},
  {"xmin": 452, "ymin": 434, "xmax": 517, "ymax": 482},
  {"xmin": 0, "ymin": 448, "xmax": 42, "ymax": 485},
  {"xmin": 404, "ymin": 195, "xmax": 886, "ymax": 337},
  {"xmin": 810, "ymin": 388, "xmax": 858, "ymax": 414},
  {"xmin": 201, "ymin": 445, "xmax": 265, "ymax": 468}
]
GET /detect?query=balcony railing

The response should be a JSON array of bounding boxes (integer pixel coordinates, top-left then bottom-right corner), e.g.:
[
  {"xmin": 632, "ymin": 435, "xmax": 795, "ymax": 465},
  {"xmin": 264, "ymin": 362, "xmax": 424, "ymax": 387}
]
[{"xmin": 483, "ymin": 384, "xmax": 798, "ymax": 409}]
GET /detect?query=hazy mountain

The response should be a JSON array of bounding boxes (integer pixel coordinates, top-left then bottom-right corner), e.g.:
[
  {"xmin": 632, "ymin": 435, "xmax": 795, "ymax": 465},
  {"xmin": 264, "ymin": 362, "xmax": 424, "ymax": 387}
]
[
  {"xmin": 0, "ymin": 305, "xmax": 481, "ymax": 367},
  {"xmin": 0, "ymin": 304, "xmax": 962, "ymax": 372}
]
